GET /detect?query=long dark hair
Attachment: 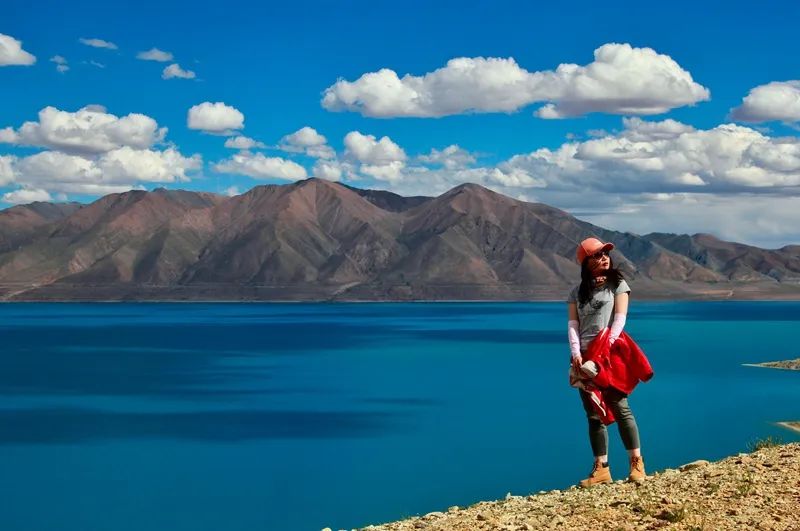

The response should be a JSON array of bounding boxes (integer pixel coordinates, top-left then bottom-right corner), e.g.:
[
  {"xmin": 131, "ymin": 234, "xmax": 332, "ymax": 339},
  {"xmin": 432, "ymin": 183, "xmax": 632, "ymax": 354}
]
[{"xmin": 577, "ymin": 256, "xmax": 625, "ymax": 306}]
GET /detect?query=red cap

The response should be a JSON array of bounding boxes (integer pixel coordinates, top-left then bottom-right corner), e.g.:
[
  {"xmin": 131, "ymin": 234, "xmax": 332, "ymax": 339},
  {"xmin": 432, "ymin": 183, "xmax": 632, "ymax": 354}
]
[{"xmin": 576, "ymin": 237, "xmax": 614, "ymax": 264}]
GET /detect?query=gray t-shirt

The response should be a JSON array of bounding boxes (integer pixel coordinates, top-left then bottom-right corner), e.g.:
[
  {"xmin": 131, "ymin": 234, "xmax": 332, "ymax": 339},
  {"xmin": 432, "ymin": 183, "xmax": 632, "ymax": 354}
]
[{"xmin": 566, "ymin": 279, "xmax": 631, "ymax": 351}]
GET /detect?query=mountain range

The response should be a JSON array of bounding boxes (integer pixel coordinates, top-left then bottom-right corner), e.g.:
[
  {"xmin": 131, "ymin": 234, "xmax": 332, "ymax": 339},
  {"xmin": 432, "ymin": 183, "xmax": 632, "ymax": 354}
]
[{"xmin": 0, "ymin": 178, "xmax": 798, "ymax": 301}]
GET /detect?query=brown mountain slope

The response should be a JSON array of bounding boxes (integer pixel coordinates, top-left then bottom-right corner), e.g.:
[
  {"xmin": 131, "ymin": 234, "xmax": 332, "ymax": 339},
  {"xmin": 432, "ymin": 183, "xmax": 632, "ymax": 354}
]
[
  {"xmin": 0, "ymin": 201, "xmax": 82, "ymax": 253},
  {"xmin": 0, "ymin": 189, "xmax": 224, "ymax": 285},
  {"xmin": 644, "ymin": 232, "xmax": 800, "ymax": 282},
  {"xmin": 0, "ymin": 178, "xmax": 797, "ymax": 300},
  {"xmin": 182, "ymin": 178, "xmax": 406, "ymax": 284}
]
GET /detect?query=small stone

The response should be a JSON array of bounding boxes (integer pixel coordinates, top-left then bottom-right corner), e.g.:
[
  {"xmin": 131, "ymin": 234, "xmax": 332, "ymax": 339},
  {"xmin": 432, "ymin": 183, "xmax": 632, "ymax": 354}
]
[
  {"xmin": 476, "ymin": 513, "xmax": 489, "ymax": 521},
  {"xmin": 423, "ymin": 512, "xmax": 444, "ymax": 519},
  {"xmin": 321, "ymin": 528, "xmax": 332, "ymax": 531},
  {"xmin": 705, "ymin": 469, "xmax": 725, "ymax": 478},
  {"xmin": 537, "ymin": 490, "xmax": 546, "ymax": 495},
  {"xmin": 447, "ymin": 506, "xmax": 459, "ymax": 513},
  {"xmin": 679, "ymin": 459, "xmax": 710, "ymax": 471}
]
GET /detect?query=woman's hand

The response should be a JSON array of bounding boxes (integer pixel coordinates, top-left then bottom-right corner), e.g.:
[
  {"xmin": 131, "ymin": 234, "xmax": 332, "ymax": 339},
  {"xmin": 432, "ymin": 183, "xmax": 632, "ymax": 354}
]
[{"xmin": 571, "ymin": 353, "xmax": 583, "ymax": 371}]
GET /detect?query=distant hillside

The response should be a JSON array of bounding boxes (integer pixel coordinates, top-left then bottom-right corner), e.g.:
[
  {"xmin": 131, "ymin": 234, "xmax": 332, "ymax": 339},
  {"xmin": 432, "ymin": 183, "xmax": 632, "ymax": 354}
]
[{"xmin": 0, "ymin": 179, "xmax": 798, "ymax": 301}]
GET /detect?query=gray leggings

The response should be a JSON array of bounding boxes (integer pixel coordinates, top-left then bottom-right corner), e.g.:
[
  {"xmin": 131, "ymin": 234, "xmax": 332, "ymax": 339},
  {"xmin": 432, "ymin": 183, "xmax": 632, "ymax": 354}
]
[{"xmin": 579, "ymin": 387, "xmax": 641, "ymax": 456}]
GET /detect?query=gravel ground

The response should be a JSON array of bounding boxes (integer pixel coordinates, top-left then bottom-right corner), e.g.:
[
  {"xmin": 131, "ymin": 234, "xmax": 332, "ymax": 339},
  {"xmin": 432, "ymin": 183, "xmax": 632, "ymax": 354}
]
[{"xmin": 343, "ymin": 443, "xmax": 800, "ymax": 531}]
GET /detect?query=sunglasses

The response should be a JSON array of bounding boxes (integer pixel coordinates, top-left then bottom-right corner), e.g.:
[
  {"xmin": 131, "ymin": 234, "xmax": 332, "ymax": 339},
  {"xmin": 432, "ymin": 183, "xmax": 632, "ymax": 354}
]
[{"xmin": 589, "ymin": 250, "xmax": 609, "ymax": 260}]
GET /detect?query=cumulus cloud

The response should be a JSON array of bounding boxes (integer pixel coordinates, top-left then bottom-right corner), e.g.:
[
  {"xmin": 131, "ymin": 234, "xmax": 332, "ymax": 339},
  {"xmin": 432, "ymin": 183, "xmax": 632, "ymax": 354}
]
[
  {"xmin": 312, "ymin": 159, "xmax": 344, "ymax": 181},
  {"xmin": 162, "ymin": 63, "xmax": 196, "ymax": 79},
  {"xmin": 0, "ymin": 127, "xmax": 18, "ymax": 143},
  {"xmin": 224, "ymin": 186, "xmax": 240, "ymax": 197},
  {"xmin": 0, "ymin": 105, "xmax": 167, "ymax": 154},
  {"xmin": 0, "ymin": 155, "xmax": 15, "ymax": 185},
  {"xmin": 213, "ymin": 152, "xmax": 307, "ymax": 180},
  {"xmin": 344, "ymin": 131, "xmax": 407, "ymax": 164},
  {"xmin": 0, "ymin": 33, "xmax": 36, "ymax": 66},
  {"xmin": 2, "ymin": 188, "xmax": 53, "ymax": 204},
  {"xmin": 137, "ymin": 48, "xmax": 173, "ymax": 62},
  {"xmin": 279, "ymin": 127, "xmax": 335, "ymax": 159},
  {"xmin": 50, "ymin": 55, "xmax": 68, "ymax": 73},
  {"xmin": 96, "ymin": 147, "xmax": 201, "ymax": 182},
  {"xmin": 342, "ymin": 131, "xmax": 408, "ymax": 182},
  {"xmin": 187, "ymin": 102, "xmax": 244, "ymax": 134},
  {"xmin": 322, "ymin": 43, "xmax": 709, "ymax": 118},
  {"xmin": 502, "ymin": 118, "xmax": 800, "ymax": 193},
  {"xmin": 730, "ymin": 81, "xmax": 800, "ymax": 124},
  {"xmin": 360, "ymin": 161, "xmax": 406, "ymax": 182},
  {"xmin": 418, "ymin": 145, "xmax": 477, "ymax": 169},
  {"xmin": 4, "ymin": 147, "xmax": 200, "ymax": 196},
  {"xmin": 224, "ymin": 136, "xmax": 266, "ymax": 150},
  {"xmin": 581, "ymin": 193, "xmax": 800, "ymax": 250},
  {"xmin": 79, "ymin": 37, "xmax": 117, "ymax": 50}
]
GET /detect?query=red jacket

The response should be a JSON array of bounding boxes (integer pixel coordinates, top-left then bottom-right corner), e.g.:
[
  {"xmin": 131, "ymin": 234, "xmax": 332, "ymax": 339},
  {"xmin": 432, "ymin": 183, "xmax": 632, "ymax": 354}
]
[{"xmin": 584, "ymin": 328, "xmax": 654, "ymax": 395}]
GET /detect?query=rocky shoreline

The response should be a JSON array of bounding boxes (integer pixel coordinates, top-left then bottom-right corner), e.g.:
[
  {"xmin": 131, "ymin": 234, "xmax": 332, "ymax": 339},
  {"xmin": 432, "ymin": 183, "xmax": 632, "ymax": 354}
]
[
  {"xmin": 744, "ymin": 358, "xmax": 800, "ymax": 371},
  {"xmin": 346, "ymin": 443, "xmax": 800, "ymax": 531}
]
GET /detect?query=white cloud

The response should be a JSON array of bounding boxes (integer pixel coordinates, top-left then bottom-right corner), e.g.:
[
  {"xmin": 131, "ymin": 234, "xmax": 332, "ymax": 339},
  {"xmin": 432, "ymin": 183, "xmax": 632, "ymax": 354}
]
[
  {"xmin": 0, "ymin": 33, "xmax": 36, "ymax": 66},
  {"xmin": 281, "ymin": 126, "xmax": 327, "ymax": 148},
  {"xmin": 137, "ymin": 48, "xmax": 173, "ymax": 62},
  {"xmin": 79, "ymin": 37, "xmax": 117, "ymax": 50},
  {"xmin": 279, "ymin": 126, "xmax": 335, "ymax": 159},
  {"xmin": 4, "ymin": 147, "xmax": 200, "ymax": 197},
  {"xmin": 418, "ymin": 145, "xmax": 476, "ymax": 169},
  {"xmin": 50, "ymin": 55, "xmax": 69, "ymax": 73},
  {"xmin": 187, "ymin": 102, "xmax": 244, "ymax": 134},
  {"xmin": 620, "ymin": 117, "xmax": 695, "ymax": 141},
  {"xmin": 1, "ymin": 105, "xmax": 167, "ymax": 154},
  {"xmin": 361, "ymin": 161, "xmax": 406, "ymax": 182},
  {"xmin": 2, "ymin": 188, "xmax": 52, "ymax": 204},
  {"xmin": 224, "ymin": 136, "xmax": 265, "ymax": 150},
  {"xmin": 344, "ymin": 131, "xmax": 407, "ymax": 164},
  {"xmin": 582, "ymin": 193, "xmax": 800, "ymax": 250},
  {"xmin": 213, "ymin": 152, "xmax": 307, "ymax": 180},
  {"xmin": 322, "ymin": 43, "xmax": 709, "ymax": 118},
  {"xmin": 500, "ymin": 118, "xmax": 800, "ymax": 193},
  {"xmin": 96, "ymin": 147, "xmax": 201, "ymax": 182},
  {"xmin": 730, "ymin": 81, "xmax": 800, "ymax": 124},
  {"xmin": 224, "ymin": 186, "xmax": 240, "ymax": 197},
  {"xmin": 162, "ymin": 63, "xmax": 196, "ymax": 80},
  {"xmin": 87, "ymin": 60, "xmax": 106, "ymax": 69},
  {"xmin": 312, "ymin": 159, "xmax": 343, "ymax": 181},
  {"xmin": 0, "ymin": 155, "xmax": 15, "ymax": 185},
  {"xmin": 0, "ymin": 127, "xmax": 18, "ymax": 143}
]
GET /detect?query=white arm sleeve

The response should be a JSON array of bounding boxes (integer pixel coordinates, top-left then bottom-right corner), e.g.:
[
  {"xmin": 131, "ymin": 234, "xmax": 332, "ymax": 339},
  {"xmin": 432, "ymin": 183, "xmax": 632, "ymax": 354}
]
[
  {"xmin": 568, "ymin": 320, "xmax": 581, "ymax": 358},
  {"xmin": 609, "ymin": 313, "xmax": 627, "ymax": 344}
]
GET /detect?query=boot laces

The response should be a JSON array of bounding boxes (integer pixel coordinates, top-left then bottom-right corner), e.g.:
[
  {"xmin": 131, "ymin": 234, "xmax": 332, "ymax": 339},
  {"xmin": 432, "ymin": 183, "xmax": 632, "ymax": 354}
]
[{"xmin": 630, "ymin": 456, "xmax": 642, "ymax": 470}]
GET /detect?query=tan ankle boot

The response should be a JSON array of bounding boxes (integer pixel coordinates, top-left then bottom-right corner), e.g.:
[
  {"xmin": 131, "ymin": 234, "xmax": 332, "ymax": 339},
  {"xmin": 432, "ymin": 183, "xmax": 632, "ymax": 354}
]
[
  {"xmin": 628, "ymin": 455, "xmax": 646, "ymax": 482},
  {"xmin": 579, "ymin": 461, "xmax": 612, "ymax": 487}
]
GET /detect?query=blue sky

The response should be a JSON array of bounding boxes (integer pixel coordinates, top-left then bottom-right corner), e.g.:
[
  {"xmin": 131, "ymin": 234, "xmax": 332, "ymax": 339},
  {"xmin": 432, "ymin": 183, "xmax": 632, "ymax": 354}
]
[{"xmin": 2, "ymin": 0, "xmax": 800, "ymax": 248}]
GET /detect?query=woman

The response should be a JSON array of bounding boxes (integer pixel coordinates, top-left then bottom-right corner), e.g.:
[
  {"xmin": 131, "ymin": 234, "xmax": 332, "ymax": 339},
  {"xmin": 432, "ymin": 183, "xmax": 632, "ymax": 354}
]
[{"xmin": 567, "ymin": 237, "xmax": 646, "ymax": 487}]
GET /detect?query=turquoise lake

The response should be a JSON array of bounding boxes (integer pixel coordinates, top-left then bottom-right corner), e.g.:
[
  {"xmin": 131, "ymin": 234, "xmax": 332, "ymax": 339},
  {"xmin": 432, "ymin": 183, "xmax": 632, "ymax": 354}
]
[{"xmin": 0, "ymin": 302, "xmax": 798, "ymax": 530}]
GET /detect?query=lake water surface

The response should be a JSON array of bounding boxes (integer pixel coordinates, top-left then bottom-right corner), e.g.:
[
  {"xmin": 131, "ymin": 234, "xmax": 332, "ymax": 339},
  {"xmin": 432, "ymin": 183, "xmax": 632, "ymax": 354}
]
[{"xmin": 0, "ymin": 302, "xmax": 798, "ymax": 531}]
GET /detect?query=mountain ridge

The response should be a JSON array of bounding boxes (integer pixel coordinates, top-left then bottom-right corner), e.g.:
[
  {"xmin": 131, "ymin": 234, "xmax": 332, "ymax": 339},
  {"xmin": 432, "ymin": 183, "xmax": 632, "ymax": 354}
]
[{"xmin": 0, "ymin": 178, "xmax": 798, "ymax": 301}]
